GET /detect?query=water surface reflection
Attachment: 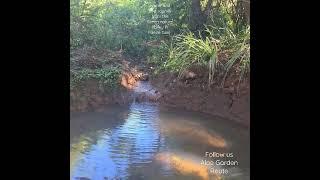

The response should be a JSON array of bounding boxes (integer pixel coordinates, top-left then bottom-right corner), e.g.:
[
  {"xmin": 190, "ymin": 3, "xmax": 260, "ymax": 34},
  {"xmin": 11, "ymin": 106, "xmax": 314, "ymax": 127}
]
[{"xmin": 70, "ymin": 102, "xmax": 249, "ymax": 180}]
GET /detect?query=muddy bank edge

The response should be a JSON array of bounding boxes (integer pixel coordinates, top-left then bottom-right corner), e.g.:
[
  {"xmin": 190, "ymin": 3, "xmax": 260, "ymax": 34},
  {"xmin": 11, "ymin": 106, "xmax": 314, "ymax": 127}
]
[{"xmin": 150, "ymin": 72, "xmax": 250, "ymax": 128}]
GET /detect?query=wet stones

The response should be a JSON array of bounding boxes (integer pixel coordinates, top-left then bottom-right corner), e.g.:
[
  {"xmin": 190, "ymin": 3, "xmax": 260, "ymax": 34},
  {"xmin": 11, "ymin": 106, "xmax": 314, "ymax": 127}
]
[
  {"xmin": 140, "ymin": 73, "xmax": 149, "ymax": 81},
  {"xmin": 134, "ymin": 72, "xmax": 149, "ymax": 81},
  {"xmin": 121, "ymin": 72, "xmax": 137, "ymax": 89},
  {"xmin": 134, "ymin": 91, "xmax": 161, "ymax": 103}
]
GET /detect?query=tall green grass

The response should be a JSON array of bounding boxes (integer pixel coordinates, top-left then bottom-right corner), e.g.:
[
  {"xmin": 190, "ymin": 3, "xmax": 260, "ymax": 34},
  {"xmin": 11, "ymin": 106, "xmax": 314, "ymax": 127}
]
[{"xmin": 157, "ymin": 25, "xmax": 250, "ymax": 89}]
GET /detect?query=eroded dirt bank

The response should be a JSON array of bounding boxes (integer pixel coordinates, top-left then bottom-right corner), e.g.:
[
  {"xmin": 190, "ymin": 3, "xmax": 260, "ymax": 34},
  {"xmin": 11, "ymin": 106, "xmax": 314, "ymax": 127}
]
[
  {"xmin": 149, "ymin": 67, "xmax": 250, "ymax": 127},
  {"xmin": 71, "ymin": 80, "xmax": 131, "ymax": 112},
  {"xmin": 70, "ymin": 46, "xmax": 142, "ymax": 112},
  {"xmin": 70, "ymin": 47, "xmax": 249, "ymax": 127},
  {"xmin": 70, "ymin": 66, "xmax": 150, "ymax": 112}
]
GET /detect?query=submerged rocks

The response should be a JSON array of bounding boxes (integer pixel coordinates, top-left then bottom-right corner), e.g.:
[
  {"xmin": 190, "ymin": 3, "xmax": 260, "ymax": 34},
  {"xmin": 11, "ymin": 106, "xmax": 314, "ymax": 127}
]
[{"xmin": 134, "ymin": 90, "xmax": 161, "ymax": 103}]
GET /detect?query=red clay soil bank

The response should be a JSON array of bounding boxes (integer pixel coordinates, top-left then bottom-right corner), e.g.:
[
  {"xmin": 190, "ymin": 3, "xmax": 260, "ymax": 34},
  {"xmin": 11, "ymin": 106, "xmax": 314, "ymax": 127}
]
[
  {"xmin": 70, "ymin": 46, "xmax": 249, "ymax": 127},
  {"xmin": 150, "ymin": 71, "xmax": 250, "ymax": 128},
  {"xmin": 70, "ymin": 71, "xmax": 137, "ymax": 112},
  {"xmin": 70, "ymin": 46, "xmax": 143, "ymax": 112},
  {"xmin": 70, "ymin": 81, "xmax": 131, "ymax": 112},
  {"xmin": 70, "ymin": 67, "xmax": 151, "ymax": 112}
]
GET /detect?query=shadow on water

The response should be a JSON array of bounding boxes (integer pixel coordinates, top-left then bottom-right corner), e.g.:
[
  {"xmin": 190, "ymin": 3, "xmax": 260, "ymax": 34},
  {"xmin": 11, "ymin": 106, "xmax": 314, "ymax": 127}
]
[{"xmin": 70, "ymin": 105, "xmax": 130, "ymax": 142}]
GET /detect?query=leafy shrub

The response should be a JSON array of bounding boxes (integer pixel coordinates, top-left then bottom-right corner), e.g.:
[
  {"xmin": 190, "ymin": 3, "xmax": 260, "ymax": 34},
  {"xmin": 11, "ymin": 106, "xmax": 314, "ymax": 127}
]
[{"xmin": 70, "ymin": 67, "xmax": 121, "ymax": 90}]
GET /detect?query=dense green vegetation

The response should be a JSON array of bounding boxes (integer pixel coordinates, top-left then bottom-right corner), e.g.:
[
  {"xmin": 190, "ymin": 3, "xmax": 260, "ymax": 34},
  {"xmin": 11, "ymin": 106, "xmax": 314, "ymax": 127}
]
[
  {"xmin": 71, "ymin": 67, "xmax": 121, "ymax": 90},
  {"xmin": 70, "ymin": 0, "xmax": 250, "ymax": 89},
  {"xmin": 156, "ymin": 25, "xmax": 250, "ymax": 87}
]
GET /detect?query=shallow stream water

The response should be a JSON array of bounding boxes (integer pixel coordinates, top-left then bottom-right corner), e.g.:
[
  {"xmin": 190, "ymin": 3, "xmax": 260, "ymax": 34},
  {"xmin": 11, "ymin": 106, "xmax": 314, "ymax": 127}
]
[{"xmin": 70, "ymin": 82, "xmax": 249, "ymax": 180}]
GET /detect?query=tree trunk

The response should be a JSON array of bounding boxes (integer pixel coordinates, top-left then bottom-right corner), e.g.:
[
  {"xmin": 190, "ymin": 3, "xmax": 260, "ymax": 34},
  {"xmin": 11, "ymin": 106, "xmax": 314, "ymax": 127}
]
[
  {"xmin": 190, "ymin": 0, "xmax": 204, "ymax": 32},
  {"xmin": 236, "ymin": 0, "xmax": 250, "ymax": 26},
  {"xmin": 243, "ymin": 0, "xmax": 250, "ymax": 24},
  {"xmin": 190, "ymin": 0, "xmax": 213, "ymax": 34}
]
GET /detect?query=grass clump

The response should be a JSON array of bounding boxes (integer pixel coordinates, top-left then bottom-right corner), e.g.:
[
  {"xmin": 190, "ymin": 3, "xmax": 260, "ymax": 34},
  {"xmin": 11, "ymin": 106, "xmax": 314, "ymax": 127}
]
[{"xmin": 152, "ymin": 25, "xmax": 250, "ymax": 90}]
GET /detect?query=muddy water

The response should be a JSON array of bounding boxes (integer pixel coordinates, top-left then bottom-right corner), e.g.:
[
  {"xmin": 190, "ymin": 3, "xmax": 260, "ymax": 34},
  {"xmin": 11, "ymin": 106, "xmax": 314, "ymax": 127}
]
[{"xmin": 70, "ymin": 82, "xmax": 250, "ymax": 180}]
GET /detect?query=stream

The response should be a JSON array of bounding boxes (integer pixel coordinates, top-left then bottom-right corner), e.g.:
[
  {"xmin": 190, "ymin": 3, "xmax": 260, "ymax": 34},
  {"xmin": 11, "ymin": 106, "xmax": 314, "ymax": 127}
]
[{"xmin": 70, "ymin": 81, "xmax": 250, "ymax": 180}]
